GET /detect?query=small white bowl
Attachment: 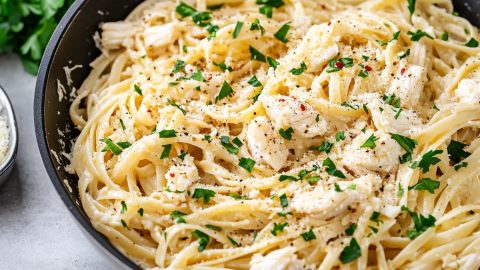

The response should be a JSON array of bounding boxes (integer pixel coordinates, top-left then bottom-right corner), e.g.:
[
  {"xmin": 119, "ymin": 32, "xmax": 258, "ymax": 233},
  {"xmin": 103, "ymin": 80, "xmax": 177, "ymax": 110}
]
[{"xmin": 0, "ymin": 85, "xmax": 18, "ymax": 186}]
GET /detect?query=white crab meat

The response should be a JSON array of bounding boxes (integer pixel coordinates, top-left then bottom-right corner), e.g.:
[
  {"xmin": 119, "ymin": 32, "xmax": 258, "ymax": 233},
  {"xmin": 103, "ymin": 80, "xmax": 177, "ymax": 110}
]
[
  {"xmin": 291, "ymin": 174, "xmax": 380, "ymax": 218},
  {"xmin": 250, "ymin": 247, "xmax": 305, "ymax": 270},
  {"xmin": 388, "ymin": 65, "xmax": 426, "ymax": 109},
  {"xmin": 358, "ymin": 93, "xmax": 422, "ymax": 136},
  {"xmin": 144, "ymin": 23, "xmax": 178, "ymax": 49},
  {"xmin": 247, "ymin": 117, "xmax": 289, "ymax": 171},
  {"xmin": 165, "ymin": 155, "xmax": 199, "ymax": 191},
  {"xmin": 261, "ymin": 95, "xmax": 328, "ymax": 138},
  {"xmin": 455, "ymin": 78, "xmax": 480, "ymax": 105},
  {"xmin": 342, "ymin": 131, "xmax": 402, "ymax": 175}
]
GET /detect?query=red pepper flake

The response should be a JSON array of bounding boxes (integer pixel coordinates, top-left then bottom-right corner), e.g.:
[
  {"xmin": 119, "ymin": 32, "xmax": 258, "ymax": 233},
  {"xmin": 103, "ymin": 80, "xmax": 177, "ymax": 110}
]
[
  {"xmin": 207, "ymin": 75, "xmax": 213, "ymax": 81},
  {"xmin": 365, "ymin": 65, "xmax": 373, "ymax": 71},
  {"xmin": 335, "ymin": 61, "xmax": 344, "ymax": 69},
  {"xmin": 327, "ymin": 21, "xmax": 332, "ymax": 26},
  {"xmin": 147, "ymin": 109, "xmax": 152, "ymax": 113},
  {"xmin": 400, "ymin": 68, "xmax": 406, "ymax": 75},
  {"xmin": 278, "ymin": 98, "xmax": 285, "ymax": 102},
  {"xmin": 169, "ymin": 172, "xmax": 175, "ymax": 178},
  {"xmin": 300, "ymin": 104, "xmax": 306, "ymax": 111}
]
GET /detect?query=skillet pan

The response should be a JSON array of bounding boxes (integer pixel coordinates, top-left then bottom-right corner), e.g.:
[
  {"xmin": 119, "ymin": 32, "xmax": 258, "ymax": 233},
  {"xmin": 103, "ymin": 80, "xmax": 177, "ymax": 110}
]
[{"xmin": 33, "ymin": 0, "xmax": 480, "ymax": 268}]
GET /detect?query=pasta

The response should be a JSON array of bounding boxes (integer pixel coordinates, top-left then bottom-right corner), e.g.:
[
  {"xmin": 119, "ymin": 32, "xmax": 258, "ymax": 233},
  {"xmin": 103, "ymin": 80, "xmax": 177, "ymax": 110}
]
[{"xmin": 70, "ymin": 0, "xmax": 480, "ymax": 269}]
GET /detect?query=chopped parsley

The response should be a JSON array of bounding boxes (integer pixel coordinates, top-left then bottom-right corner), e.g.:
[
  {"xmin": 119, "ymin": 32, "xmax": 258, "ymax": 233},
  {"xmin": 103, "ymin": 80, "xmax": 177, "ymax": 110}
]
[
  {"xmin": 232, "ymin": 21, "xmax": 244, "ymax": 38},
  {"xmin": 279, "ymin": 175, "xmax": 298, "ymax": 182},
  {"xmin": 335, "ymin": 131, "xmax": 345, "ymax": 141},
  {"xmin": 176, "ymin": 2, "xmax": 196, "ymax": 17},
  {"xmin": 191, "ymin": 12, "xmax": 212, "ymax": 27},
  {"xmin": 273, "ymin": 22, "xmax": 290, "ymax": 43},
  {"xmin": 229, "ymin": 193, "xmax": 248, "ymax": 200},
  {"xmin": 249, "ymin": 46, "xmax": 266, "ymax": 62},
  {"xmin": 407, "ymin": 0, "xmax": 416, "ymax": 17},
  {"xmin": 279, "ymin": 127, "xmax": 294, "ymax": 140},
  {"xmin": 401, "ymin": 206, "xmax": 436, "ymax": 239},
  {"xmin": 279, "ymin": 194, "xmax": 288, "ymax": 207},
  {"xmin": 192, "ymin": 188, "xmax": 216, "ymax": 204},
  {"xmin": 206, "ymin": 224, "xmax": 222, "ymax": 231},
  {"xmin": 466, "ymin": 38, "xmax": 479, "ymax": 48},
  {"xmin": 207, "ymin": 4, "xmax": 223, "ymax": 10},
  {"xmin": 160, "ymin": 144, "xmax": 172, "ymax": 159},
  {"xmin": 250, "ymin": 19, "xmax": 265, "ymax": 35},
  {"xmin": 409, "ymin": 178, "xmax": 440, "ymax": 194},
  {"xmin": 383, "ymin": 93, "xmax": 401, "ymax": 108},
  {"xmin": 215, "ymin": 81, "xmax": 234, "ymax": 103},
  {"xmin": 137, "ymin": 208, "xmax": 144, "ymax": 216},
  {"xmin": 447, "ymin": 140, "xmax": 471, "ymax": 164},
  {"xmin": 407, "ymin": 29, "xmax": 433, "ymax": 41},
  {"xmin": 228, "ymin": 236, "xmax": 240, "ymax": 247},
  {"xmin": 170, "ymin": 211, "xmax": 187, "ymax": 223},
  {"xmin": 271, "ymin": 222, "xmax": 288, "ymax": 236},
  {"xmin": 390, "ymin": 133, "xmax": 417, "ymax": 164},
  {"xmin": 360, "ymin": 134, "xmax": 378, "ymax": 149},
  {"xmin": 178, "ymin": 152, "xmax": 187, "ymax": 161},
  {"xmin": 167, "ymin": 99, "xmax": 187, "ymax": 115},
  {"xmin": 134, "ymin": 84, "xmax": 143, "ymax": 96},
  {"xmin": 267, "ymin": 56, "xmax": 279, "ymax": 69},
  {"xmin": 440, "ymin": 31, "xmax": 449, "ymax": 41},
  {"xmin": 120, "ymin": 201, "xmax": 127, "ymax": 214},
  {"xmin": 119, "ymin": 119, "xmax": 126, "ymax": 131},
  {"xmin": 239, "ymin": 158, "xmax": 256, "ymax": 172},
  {"xmin": 159, "ymin": 129, "xmax": 177, "ymax": 138},
  {"xmin": 192, "ymin": 230, "xmax": 210, "ymax": 251},
  {"xmin": 290, "ymin": 62, "xmax": 307, "ymax": 75},
  {"xmin": 220, "ymin": 136, "xmax": 240, "ymax": 154},
  {"xmin": 173, "ymin": 60, "xmax": 186, "ymax": 73},
  {"xmin": 206, "ymin": 24, "xmax": 219, "ymax": 40},
  {"xmin": 204, "ymin": 134, "xmax": 212, "ymax": 143},
  {"xmin": 120, "ymin": 219, "xmax": 130, "ymax": 229},
  {"xmin": 323, "ymin": 158, "xmax": 346, "ymax": 178},
  {"xmin": 339, "ymin": 238, "xmax": 362, "ymax": 264},
  {"xmin": 256, "ymin": 0, "xmax": 285, "ymax": 18},
  {"xmin": 190, "ymin": 69, "xmax": 206, "ymax": 82},
  {"xmin": 454, "ymin": 162, "xmax": 468, "ymax": 171},
  {"xmin": 300, "ymin": 229, "xmax": 316, "ymax": 241},
  {"xmin": 358, "ymin": 70, "xmax": 369, "ymax": 78},
  {"xmin": 309, "ymin": 141, "xmax": 333, "ymax": 154},
  {"xmin": 259, "ymin": 5, "xmax": 273, "ymax": 18},
  {"xmin": 248, "ymin": 75, "xmax": 263, "ymax": 87},
  {"xmin": 411, "ymin": 150, "xmax": 443, "ymax": 173},
  {"xmin": 377, "ymin": 31, "xmax": 401, "ymax": 46},
  {"xmin": 369, "ymin": 211, "xmax": 382, "ymax": 225},
  {"xmin": 326, "ymin": 57, "xmax": 354, "ymax": 73},
  {"xmin": 345, "ymin": 223, "xmax": 357, "ymax": 236},
  {"xmin": 232, "ymin": 137, "xmax": 243, "ymax": 147},
  {"xmin": 100, "ymin": 138, "xmax": 130, "ymax": 155},
  {"xmin": 399, "ymin": 49, "xmax": 410, "ymax": 60},
  {"xmin": 213, "ymin": 61, "xmax": 233, "ymax": 72}
]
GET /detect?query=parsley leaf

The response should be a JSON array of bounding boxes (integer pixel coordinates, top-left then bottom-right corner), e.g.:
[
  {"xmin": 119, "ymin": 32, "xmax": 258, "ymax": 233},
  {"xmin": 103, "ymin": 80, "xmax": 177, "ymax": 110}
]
[
  {"xmin": 290, "ymin": 62, "xmax": 307, "ymax": 75},
  {"xmin": 401, "ymin": 206, "xmax": 436, "ymax": 239},
  {"xmin": 411, "ymin": 150, "xmax": 443, "ymax": 173},
  {"xmin": 249, "ymin": 46, "xmax": 266, "ymax": 62},
  {"xmin": 100, "ymin": 138, "xmax": 130, "ymax": 155},
  {"xmin": 248, "ymin": 75, "xmax": 263, "ymax": 87},
  {"xmin": 220, "ymin": 136, "xmax": 240, "ymax": 154},
  {"xmin": 335, "ymin": 131, "xmax": 346, "ymax": 141},
  {"xmin": 137, "ymin": 208, "xmax": 144, "ymax": 216},
  {"xmin": 407, "ymin": 0, "xmax": 416, "ymax": 17},
  {"xmin": 339, "ymin": 238, "xmax": 362, "ymax": 264},
  {"xmin": 176, "ymin": 2, "xmax": 197, "ymax": 17},
  {"xmin": 279, "ymin": 175, "xmax": 298, "ymax": 182},
  {"xmin": 345, "ymin": 223, "xmax": 357, "ymax": 236},
  {"xmin": 301, "ymin": 229, "xmax": 316, "ymax": 241},
  {"xmin": 273, "ymin": 22, "xmax": 290, "ymax": 43},
  {"xmin": 206, "ymin": 224, "xmax": 222, "ymax": 231},
  {"xmin": 466, "ymin": 38, "xmax": 479, "ymax": 48},
  {"xmin": 192, "ymin": 230, "xmax": 210, "ymax": 251},
  {"xmin": 192, "ymin": 188, "xmax": 216, "ymax": 204},
  {"xmin": 407, "ymin": 29, "xmax": 433, "ymax": 41},
  {"xmin": 369, "ymin": 211, "xmax": 382, "ymax": 225},
  {"xmin": 159, "ymin": 129, "xmax": 177, "ymax": 138},
  {"xmin": 215, "ymin": 81, "xmax": 234, "ymax": 103},
  {"xmin": 454, "ymin": 162, "xmax": 468, "ymax": 171},
  {"xmin": 134, "ymin": 84, "xmax": 143, "ymax": 96},
  {"xmin": 279, "ymin": 194, "xmax": 288, "ymax": 207},
  {"xmin": 213, "ymin": 61, "xmax": 233, "ymax": 72},
  {"xmin": 170, "ymin": 211, "xmax": 187, "ymax": 223},
  {"xmin": 279, "ymin": 127, "xmax": 294, "ymax": 140},
  {"xmin": 160, "ymin": 144, "xmax": 172, "ymax": 159},
  {"xmin": 233, "ymin": 21, "xmax": 244, "ymax": 38},
  {"xmin": 120, "ymin": 201, "xmax": 127, "ymax": 214},
  {"xmin": 239, "ymin": 158, "xmax": 256, "ymax": 172},
  {"xmin": 173, "ymin": 60, "xmax": 186, "ymax": 73},
  {"xmin": 271, "ymin": 222, "xmax": 288, "ymax": 236},
  {"xmin": 167, "ymin": 99, "xmax": 187, "ymax": 115},
  {"xmin": 309, "ymin": 141, "xmax": 333, "ymax": 154},
  {"xmin": 390, "ymin": 133, "xmax": 417, "ymax": 163},
  {"xmin": 447, "ymin": 140, "xmax": 471, "ymax": 164},
  {"xmin": 361, "ymin": 134, "xmax": 378, "ymax": 149},
  {"xmin": 409, "ymin": 178, "xmax": 440, "ymax": 194},
  {"xmin": 267, "ymin": 56, "xmax": 279, "ymax": 69},
  {"xmin": 399, "ymin": 49, "xmax": 410, "ymax": 60},
  {"xmin": 440, "ymin": 31, "xmax": 449, "ymax": 41},
  {"xmin": 323, "ymin": 158, "xmax": 346, "ymax": 178},
  {"xmin": 250, "ymin": 19, "xmax": 265, "ymax": 35}
]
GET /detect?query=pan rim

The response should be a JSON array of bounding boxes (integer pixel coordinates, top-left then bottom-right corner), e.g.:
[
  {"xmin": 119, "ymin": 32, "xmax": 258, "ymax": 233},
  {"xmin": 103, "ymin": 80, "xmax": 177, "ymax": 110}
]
[{"xmin": 33, "ymin": 0, "xmax": 140, "ymax": 268}]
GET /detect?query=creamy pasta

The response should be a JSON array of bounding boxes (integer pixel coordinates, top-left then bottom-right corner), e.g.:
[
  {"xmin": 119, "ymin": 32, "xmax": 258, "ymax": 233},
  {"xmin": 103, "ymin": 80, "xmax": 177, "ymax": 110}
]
[{"xmin": 70, "ymin": 0, "xmax": 480, "ymax": 269}]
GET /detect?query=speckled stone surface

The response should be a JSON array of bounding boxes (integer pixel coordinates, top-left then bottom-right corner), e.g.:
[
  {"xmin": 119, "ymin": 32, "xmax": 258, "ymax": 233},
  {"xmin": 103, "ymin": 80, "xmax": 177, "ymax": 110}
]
[{"xmin": 0, "ymin": 55, "xmax": 114, "ymax": 269}]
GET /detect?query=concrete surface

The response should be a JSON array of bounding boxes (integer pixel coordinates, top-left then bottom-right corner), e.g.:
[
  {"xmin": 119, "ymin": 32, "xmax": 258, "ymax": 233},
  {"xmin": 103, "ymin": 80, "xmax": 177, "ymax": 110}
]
[{"xmin": 0, "ymin": 55, "xmax": 113, "ymax": 269}]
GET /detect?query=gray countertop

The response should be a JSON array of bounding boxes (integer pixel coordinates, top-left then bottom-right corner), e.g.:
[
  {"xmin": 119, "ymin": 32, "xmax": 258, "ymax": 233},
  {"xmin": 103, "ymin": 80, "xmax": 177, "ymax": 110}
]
[{"xmin": 0, "ymin": 55, "xmax": 113, "ymax": 269}]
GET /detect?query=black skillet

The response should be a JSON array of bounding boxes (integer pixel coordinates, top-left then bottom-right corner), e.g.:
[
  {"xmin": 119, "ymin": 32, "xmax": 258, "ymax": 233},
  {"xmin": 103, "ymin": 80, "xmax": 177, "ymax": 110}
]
[{"xmin": 34, "ymin": 0, "xmax": 480, "ymax": 268}]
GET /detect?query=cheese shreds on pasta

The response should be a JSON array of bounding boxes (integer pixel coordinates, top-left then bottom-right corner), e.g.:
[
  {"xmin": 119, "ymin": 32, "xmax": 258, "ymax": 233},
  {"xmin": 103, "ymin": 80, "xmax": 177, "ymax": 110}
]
[{"xmin": 70, "ymin": 0, "xmax": 480, "ymax": 269}]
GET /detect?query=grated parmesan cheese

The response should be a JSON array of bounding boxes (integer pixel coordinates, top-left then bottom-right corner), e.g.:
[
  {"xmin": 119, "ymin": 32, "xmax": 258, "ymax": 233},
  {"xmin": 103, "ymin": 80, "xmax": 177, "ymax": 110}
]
[{"xmin": 0, "ymin": 114, "xmax": 9, "ymax": 164}]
